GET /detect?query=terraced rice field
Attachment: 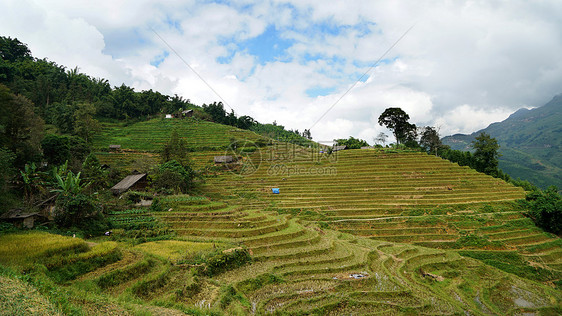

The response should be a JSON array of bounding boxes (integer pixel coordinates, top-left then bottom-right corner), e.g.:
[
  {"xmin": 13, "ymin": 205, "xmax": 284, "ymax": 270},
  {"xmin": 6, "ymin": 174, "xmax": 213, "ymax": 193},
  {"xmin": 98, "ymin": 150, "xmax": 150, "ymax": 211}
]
[
  {"xmin": 73, "ymin": 196, "xmax": 560, "ymax": 314},
  {"xmin": 199, "ymin": 146, "xmax": 561, "ymax": 296},
  {"xmin": 92, "ymin": 118, "xmax": 270, "ymax": 170},
  {"xmin": 92, "ymin": 118, "xmax": 267, "ymax": 152},
  {"xmin": 15, "ymin": 122, "xmax": 558, "ymax": 314}
]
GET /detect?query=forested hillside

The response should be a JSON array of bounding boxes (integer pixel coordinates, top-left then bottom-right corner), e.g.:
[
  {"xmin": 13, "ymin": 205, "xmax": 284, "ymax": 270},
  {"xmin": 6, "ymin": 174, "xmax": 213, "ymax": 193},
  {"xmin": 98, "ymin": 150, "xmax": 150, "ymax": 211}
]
[{"xmin": 442, "ymin": 95, "xmax": 562, "ymax": 189}]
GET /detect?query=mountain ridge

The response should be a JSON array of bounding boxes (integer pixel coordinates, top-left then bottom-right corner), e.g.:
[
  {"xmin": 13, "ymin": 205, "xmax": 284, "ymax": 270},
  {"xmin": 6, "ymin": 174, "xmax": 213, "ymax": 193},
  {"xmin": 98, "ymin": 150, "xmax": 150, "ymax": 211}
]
[{"xmin": 442, "ymin": 94, "xmax": 562, "ymax": 189}]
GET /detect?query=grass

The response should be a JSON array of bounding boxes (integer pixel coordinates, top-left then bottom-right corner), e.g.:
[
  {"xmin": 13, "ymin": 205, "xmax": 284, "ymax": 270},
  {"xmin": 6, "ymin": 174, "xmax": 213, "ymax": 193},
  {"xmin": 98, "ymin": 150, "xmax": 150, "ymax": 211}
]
[
  {"xmin": 0, "ymin": 232, "xmax": 88, "ymax": 267},
  {"xmin": 133, "ymin": 240, "xmax": 214, "ymax": 263},
  {"xmin": 0, "ymin": 274, "xmax": 62, "ymax": 315}
]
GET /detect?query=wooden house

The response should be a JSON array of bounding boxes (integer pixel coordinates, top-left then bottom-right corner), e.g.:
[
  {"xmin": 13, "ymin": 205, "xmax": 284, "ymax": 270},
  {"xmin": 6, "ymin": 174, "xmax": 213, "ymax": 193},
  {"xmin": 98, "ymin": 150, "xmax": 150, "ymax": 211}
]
[
  {"xmin": 181, "ymin": 109, "xmax": 194, "ymax": 118},
  {"xmin": 111, "ymin": 173, "xmax": 148, "ymax": 195},
  {"xmin": 0, "ymin": 209, "xmax": 47, "ymax": 229}
]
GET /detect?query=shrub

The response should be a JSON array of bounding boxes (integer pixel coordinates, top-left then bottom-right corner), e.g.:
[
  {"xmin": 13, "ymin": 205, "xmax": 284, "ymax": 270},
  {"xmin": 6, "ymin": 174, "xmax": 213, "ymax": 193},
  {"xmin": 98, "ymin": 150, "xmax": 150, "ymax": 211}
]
[
  {"xmin": 524, "ymin": 186, "xmax": 562, "ymax": 235},
  {"xmin": 198, "ymin": 248, "xmax": 251, "ymax": 277},
  {"xmin": 152, "ymin": 160, "xmax": 196, "ymax": 194},
  {"xmin": 54, "ymin": 194, "xmax": 109, "ymax": 235}
]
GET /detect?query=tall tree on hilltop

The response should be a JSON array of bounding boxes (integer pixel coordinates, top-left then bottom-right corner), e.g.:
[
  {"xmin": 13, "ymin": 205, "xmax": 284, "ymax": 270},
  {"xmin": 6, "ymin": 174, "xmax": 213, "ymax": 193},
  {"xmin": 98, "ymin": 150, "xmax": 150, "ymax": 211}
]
[
  {"xmin": 0, "ymin": 36, "xmax": 32, "ymax": 63},
  {"xmin": 420, "ymin": 126, "xmax": 443, "ymax": 155},
  {"xmin": 375, "ymin": 132, "xmax": 388, "ymax": 146},
  {"xmin": 471, "ymin": 132, "xmax": 501, "ymax": 176},
  {"xmin": 378, "ymin": 107, "xmax": 416, "ymax": 145}
]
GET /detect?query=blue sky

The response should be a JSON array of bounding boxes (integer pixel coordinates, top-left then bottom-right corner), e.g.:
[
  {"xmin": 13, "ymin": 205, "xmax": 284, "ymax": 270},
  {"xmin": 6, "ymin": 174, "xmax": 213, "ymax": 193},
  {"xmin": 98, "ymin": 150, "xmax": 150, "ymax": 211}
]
[{"xmin": 2, "ymin": 0, "xmax": 562, "ymax": 142}]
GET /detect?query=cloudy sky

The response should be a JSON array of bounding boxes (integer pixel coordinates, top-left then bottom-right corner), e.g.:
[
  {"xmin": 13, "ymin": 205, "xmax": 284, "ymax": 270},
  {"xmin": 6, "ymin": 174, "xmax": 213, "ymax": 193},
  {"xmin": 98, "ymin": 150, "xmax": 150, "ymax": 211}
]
[{"xmin": 2, "ymin": 0, "xmax": 561, "ymax": 143}]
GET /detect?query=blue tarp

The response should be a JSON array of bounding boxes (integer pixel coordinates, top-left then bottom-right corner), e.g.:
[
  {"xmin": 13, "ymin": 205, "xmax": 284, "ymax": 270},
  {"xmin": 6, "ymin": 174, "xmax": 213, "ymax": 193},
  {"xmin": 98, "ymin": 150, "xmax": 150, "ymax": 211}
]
[{"xmin": 272, "ymin": 188, "xmax": 280, "ymax": 194}]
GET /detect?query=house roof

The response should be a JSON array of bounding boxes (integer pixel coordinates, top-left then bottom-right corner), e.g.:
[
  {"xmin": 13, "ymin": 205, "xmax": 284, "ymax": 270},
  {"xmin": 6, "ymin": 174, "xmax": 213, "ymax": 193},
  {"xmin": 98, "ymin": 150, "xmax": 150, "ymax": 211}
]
[
  {"xmin": 111, "ymin": 173, "xmax": 147, "ymax": 192},
  {"xmin": 333, "ymin": 145, "xmax": 347, "ymax": 151},
  {"xmin": 0, "ymin": 209, "xmax": 41, "ymax": 219},
  {"xmin": 214, "ymin": 155, "xmax": 234, "ymax": 163},
  {"xmin": 109, "ymin": 144, "xmax": 121, "ymax": 149}
]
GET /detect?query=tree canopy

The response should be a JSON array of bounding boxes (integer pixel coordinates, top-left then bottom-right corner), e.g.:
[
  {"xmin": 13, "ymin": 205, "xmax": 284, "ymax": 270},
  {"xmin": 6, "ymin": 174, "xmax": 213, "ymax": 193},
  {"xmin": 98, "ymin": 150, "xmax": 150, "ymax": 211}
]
[
  {"xmin": 378, "ymin": 107, "xmax": 417, "ymax": 145},
  {"xmin": 420, "ymin": 126, "xmax": 443, "ymax": 155},
  {"xmin": 335, "ymin": 136, "xmax": 369, "ymax": 149},
  {"xmin": 471, "ymin": 132, "xmax": 501, "ymax": 176}
]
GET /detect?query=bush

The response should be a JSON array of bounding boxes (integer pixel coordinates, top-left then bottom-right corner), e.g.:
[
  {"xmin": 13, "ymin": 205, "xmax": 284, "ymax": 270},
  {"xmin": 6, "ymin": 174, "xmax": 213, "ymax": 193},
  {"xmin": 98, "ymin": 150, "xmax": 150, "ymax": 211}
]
[
  {"xmin": 524, "ymin": 186, "xmax": 562, "ymax": 235},
  {"xmin": 198, "ymin": 248, "xmax": 251, "ymax": 277},
  {"xmin": 152, "ymin": 160, "xmax": 195, "ymax": 194},
  {"xmin": 54, "ymin": 194, "xmax": 109, "ymax": 235}
]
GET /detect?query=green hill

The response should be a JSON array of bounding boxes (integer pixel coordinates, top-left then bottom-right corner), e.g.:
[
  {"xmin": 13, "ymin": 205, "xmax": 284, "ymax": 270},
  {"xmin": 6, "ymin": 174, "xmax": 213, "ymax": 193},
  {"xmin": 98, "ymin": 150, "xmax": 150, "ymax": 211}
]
[
  {"xmin": 91, "ymin": 117, "xmax": 270, "ymax": 169},
  {"xmin": 442, "ymin": 94, "xmax": 562, "ymax": 189}
]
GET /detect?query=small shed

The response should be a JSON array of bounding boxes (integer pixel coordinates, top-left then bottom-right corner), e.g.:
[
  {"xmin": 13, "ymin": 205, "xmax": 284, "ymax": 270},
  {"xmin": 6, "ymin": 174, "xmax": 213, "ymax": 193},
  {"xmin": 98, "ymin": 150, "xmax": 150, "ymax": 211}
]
[
  {"xmin": 360, "ymin": 146, "xmax": 373, "ymax": 150},
  {"xmin": 0, "ymin": 209, "xmax": 47, "ymax": 229},
  {"xmin": 181, "ymin": 109, "xmax": 194, "ymax": 118},
  {"xmin": 111, "ymin": 173, "xmax": 148, "ymax": 195},
  {"xmin": 214, "ymin": 155, "xmax": 234, "ymax": 163},
  {"xmin": 333, "ymin": 145, "xmax": 347, "ymax": 152},
  {"xmin": 109, "ymin": 144, "xmax": 121, "ymax": 151},
  {"xmin": 165, "ymin": 114, "xmax": 173, "ymax": 119}
]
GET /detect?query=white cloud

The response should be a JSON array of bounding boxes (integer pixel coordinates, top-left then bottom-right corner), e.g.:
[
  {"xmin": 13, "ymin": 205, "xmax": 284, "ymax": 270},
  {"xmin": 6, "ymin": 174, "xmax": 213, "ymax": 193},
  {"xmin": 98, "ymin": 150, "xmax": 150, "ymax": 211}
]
[{"xmin": 1, "ymin": 0, "xmax": 561, "ymax": 142}]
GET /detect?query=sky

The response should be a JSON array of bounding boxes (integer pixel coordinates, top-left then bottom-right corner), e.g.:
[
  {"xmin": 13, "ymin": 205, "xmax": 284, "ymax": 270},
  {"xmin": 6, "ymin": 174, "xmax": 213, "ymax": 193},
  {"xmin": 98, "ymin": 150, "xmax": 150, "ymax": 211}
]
[{"xmin": 1, "ymin": 0, "xmax": 562, "ymax": 143}]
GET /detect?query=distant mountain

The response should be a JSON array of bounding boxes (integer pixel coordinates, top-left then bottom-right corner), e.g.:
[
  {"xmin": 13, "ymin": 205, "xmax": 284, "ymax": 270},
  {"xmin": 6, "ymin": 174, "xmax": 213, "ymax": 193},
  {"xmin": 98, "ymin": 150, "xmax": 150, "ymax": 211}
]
[{"xmin": 442, "ymin": 94, "xmax": 562, "ymax": 189}]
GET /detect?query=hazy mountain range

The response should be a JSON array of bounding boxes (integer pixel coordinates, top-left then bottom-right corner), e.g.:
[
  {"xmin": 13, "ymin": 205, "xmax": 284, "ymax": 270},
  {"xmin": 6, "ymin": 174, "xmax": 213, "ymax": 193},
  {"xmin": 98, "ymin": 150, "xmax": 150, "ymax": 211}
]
[{"xmin": 442, "ymin": 94, "xmax": 562, "ymax": 189}]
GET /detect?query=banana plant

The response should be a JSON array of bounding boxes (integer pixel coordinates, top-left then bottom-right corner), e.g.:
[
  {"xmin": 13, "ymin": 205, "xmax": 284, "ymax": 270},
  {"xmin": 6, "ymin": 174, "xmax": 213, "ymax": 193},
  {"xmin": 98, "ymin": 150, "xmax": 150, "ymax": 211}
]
[
  {"xmin": 20, "ymin": 162, "xmax": 45, "ymax": 204},
  {"xmin": 51, "ymin": 171, "xmax": 90, "ymax": 196},
  {"xmin": 50, "ymin": 161, "xmax": 90, "ymax": 196}
]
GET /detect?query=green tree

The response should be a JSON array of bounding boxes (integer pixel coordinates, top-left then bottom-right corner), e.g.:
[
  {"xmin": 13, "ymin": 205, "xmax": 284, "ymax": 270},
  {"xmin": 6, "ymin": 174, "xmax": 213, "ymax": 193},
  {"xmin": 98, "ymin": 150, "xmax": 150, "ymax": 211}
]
[
  {"xmin": 41, "ymin": 134, "xmax": 90, "ymax": 168},
  {"xmin": 19, "ymin": 162, "xmax": 46, "ymax": 205},
  {"xmin": 0, "ymin": 147, "xmax": 15, "ymax": 194},
  {"xmin": 378, "ymin": 107, "xmax": 416, "ymax": 145},
  {"xmin": 111, "ymin": 84, "xmax": 138, "ymax": 119},
  {"xmin": 335, "ymin": 136, "xmax": 369, "ymax": 149},
  {"xmin": 51, "ymin": 163, "xmax": 105, "ymax": 231},
  {"xmin": 161, "ymin": 130, "xmax": 190, "ymax": 166},
  {"xmin": 42, "ymin": 134, "xmax": 71, "ymax": 166},
  {"xmin": 237, "ymin": 115, "xmax": 255, "ymax": 130},
  {"xmin": 152, "ymin": 160, "xmax": 195, "ymax": 194},
  {"xmin": 0, "ymin": 36, "xmax": 32, "ymax": 63},
  {"xmin": 420, "ymin": 126, "xmax": 443, "ymax": 155},
  {"xmin": 524, "ymin": 186, "xmax": 561, "ymax": 235},
  {"xmin": 202, "ymin": 101, "xmax": 227, "ymax": 124},
  {"xmin": 0, "ymin": 84, "xmax": 44, "ymax": 167},
  {"xmin": 471, "ymin": 132, "xmax": 500, "ymax": 176},
  {"xmin": 73, "ymin": 102, "xmax": 100, "ymax": 143},
  {"xmin": 82, "ymin": 153, "xmax": 106, "ymax": 190}
]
